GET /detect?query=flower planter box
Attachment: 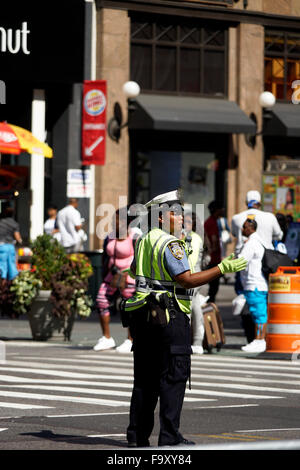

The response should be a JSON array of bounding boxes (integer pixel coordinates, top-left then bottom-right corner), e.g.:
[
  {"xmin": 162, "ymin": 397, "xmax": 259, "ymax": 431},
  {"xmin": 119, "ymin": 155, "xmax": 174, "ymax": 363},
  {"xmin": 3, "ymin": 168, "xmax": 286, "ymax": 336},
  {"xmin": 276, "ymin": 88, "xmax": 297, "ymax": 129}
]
[{"xmin": 27, "ymin": 290, "xmax": 75, "ymax": 341}]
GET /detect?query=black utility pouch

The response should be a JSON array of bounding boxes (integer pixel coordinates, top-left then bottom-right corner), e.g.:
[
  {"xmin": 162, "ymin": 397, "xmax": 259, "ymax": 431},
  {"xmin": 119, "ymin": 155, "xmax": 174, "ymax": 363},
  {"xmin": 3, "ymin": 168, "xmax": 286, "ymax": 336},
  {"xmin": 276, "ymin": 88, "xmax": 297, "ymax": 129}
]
[
  {"xmin": 147, "ymin": 293, "xmax": 168, "ymax": 326},
  {"xmin": 119, "ymin": 298, "xmax": 132, "ymax": 328},
  {"xmin": 167, "ymin": 344, "xmax": 192, "ymax": 384}
]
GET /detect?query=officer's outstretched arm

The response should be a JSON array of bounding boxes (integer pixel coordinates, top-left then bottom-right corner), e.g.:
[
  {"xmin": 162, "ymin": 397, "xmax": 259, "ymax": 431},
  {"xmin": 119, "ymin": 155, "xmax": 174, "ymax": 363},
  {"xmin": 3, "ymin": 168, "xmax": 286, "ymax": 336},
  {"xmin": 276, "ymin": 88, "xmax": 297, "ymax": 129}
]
[{"xmin": 175, "ymin": 254, "xmax": 247, "ymax": 289}]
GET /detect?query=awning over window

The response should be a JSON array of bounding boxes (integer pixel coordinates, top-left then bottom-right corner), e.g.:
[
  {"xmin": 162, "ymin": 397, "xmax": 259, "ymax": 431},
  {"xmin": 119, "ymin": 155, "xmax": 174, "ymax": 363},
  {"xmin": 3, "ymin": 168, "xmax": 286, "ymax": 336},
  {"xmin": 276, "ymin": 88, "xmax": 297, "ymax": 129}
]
[
  {"xmin": 129, "ymin": 94, "xmax": 256, "ymax": 134},
  {"xmin": 263, "ymin": 103, "xmax": 300, "ymax": 137}
]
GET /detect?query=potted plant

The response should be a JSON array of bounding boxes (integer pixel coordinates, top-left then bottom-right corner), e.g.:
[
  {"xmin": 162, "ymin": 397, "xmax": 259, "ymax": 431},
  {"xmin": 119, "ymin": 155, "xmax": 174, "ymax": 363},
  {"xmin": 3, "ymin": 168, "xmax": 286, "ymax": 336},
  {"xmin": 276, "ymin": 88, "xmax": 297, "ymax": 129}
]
[
  {"xmin": 8, "ymin": 234, "xmax": 93, "ymax": 341},
  {"xmin": 50, "ymin": 253, "xmax": 93, "ymax": 340}
]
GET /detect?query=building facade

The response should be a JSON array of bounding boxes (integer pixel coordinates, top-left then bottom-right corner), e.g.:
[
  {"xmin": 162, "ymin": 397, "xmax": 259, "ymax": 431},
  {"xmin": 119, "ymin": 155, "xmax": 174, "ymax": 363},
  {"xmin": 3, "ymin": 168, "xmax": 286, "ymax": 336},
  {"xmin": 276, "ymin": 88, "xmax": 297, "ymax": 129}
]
[
  {"xmin": 93, "ymin": 0, "xmax": 300, "ymax": 248},
  {"xmin": 1, "ymin": 0, "xmax": 299, "ymax": 251}
]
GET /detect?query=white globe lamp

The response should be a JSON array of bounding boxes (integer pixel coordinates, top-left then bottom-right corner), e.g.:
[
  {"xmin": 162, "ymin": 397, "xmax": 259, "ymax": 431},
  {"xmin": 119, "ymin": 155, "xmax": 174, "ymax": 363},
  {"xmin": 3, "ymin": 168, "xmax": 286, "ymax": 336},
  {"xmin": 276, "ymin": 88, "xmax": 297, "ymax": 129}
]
[
  {"xmin": 259, "ymin": 91, "xmax": 276, "ymax": 108},
  {"xmin": 122, "ymin": 81, "xmax": 141, "ymax": 99}
]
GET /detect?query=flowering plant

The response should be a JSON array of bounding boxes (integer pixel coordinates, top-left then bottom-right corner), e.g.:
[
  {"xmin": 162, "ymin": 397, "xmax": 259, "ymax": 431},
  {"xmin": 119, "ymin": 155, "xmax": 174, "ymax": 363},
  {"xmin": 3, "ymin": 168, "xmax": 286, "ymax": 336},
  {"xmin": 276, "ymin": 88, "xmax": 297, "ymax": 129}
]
[
  {"xmin": 4, "ymin": 235, "xmax": 93, "ymax": 321},
  {"xmin": 50, "ymin": 253, "xmax": 93, "ymax": 319},
  {"xmin": 10, "ymin": 271, "xmax": 43, "ymax": 315}
]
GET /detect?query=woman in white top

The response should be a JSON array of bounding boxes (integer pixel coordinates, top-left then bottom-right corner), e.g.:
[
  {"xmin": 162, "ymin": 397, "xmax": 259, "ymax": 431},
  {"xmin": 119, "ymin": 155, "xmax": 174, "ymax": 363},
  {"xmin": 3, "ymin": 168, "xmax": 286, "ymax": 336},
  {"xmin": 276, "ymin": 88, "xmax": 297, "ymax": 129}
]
[{"xmin": 44, "ymin": 205, "xmax": 61, "ymax": 242}]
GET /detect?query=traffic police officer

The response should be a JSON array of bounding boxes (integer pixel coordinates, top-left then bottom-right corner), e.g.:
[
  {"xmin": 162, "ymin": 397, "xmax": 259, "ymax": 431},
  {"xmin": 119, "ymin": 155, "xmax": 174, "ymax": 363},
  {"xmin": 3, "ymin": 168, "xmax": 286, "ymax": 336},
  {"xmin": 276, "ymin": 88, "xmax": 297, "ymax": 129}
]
[{"xmin": 124, "ymin": 190, "xmax": 247, "ymax": 447}]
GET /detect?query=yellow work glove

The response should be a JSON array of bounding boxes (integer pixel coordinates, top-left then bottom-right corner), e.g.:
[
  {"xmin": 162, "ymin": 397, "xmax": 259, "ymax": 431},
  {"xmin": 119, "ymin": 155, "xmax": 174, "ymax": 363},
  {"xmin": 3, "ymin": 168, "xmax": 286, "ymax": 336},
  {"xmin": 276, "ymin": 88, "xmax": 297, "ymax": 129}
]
[{"xmin": 218, "ymin": 253, "xmax": 247, "ymax": 274}]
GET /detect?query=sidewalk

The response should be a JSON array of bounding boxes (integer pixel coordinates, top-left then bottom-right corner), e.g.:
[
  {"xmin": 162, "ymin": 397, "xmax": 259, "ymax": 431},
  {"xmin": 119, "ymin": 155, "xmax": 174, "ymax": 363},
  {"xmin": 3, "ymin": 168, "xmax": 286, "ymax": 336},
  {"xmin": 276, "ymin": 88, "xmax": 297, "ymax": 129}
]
[{"xmin": 0, "ymin": 276, "xmax": 248, "ymax": 354}]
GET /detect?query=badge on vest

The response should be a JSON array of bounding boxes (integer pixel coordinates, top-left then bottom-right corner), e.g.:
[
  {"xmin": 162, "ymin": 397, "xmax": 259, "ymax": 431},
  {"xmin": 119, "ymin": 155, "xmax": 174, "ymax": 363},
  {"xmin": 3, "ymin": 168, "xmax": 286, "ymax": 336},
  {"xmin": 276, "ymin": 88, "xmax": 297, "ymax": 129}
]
[{"xmin": 168, "ymin": 241, "xmax": 184, "ymax": 260}]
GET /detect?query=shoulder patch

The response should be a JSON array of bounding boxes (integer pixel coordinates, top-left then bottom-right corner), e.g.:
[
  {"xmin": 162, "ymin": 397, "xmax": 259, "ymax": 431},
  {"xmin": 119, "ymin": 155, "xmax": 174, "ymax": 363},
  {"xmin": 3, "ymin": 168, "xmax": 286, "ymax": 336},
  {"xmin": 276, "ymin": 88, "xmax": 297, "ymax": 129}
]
[{"xmin": 168, "ymin": 241, "xmax": 184, "ymax": 260}]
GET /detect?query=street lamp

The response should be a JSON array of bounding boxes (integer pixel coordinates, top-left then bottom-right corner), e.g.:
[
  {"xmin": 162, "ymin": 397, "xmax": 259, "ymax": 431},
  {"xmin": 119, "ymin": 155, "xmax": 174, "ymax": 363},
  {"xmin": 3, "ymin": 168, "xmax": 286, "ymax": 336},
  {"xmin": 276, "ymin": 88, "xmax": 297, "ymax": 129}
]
[
  {"xmin": 245, "ymin": 91, "xmax": 276, "ymax": 149},
  {"xmin": 107, "ymin": 81, "xmax": 141, "ymax": 143}
]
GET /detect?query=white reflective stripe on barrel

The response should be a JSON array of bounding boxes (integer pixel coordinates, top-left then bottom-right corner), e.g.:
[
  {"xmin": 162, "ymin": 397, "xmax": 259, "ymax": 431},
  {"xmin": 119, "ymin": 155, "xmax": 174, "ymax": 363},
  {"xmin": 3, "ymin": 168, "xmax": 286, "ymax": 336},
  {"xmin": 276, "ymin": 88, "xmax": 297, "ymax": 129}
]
[
  {"xmin": 268, "ymin": 293, "xmax": 300, "ymax": 304},
  {"xmin": 267, "ymin": 324, "xmax": 300, "ymax": 334}
]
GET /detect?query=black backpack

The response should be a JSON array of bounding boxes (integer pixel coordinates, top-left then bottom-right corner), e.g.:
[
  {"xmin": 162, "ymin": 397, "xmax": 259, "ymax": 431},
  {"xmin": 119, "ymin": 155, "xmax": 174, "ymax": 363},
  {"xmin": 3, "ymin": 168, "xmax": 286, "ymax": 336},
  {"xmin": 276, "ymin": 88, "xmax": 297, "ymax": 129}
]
[{"xmin": 261, "ymin": 247, "xmax": 295, "ymax": 280}]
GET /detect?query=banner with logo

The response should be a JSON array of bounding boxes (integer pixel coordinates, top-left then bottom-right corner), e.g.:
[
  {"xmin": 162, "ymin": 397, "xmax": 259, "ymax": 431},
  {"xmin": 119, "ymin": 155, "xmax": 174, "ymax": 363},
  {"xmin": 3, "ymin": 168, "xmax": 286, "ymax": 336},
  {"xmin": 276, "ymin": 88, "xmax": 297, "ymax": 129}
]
[{"xmin": 82, "ymin": 80, "xmax": 107, "ymax": 166}]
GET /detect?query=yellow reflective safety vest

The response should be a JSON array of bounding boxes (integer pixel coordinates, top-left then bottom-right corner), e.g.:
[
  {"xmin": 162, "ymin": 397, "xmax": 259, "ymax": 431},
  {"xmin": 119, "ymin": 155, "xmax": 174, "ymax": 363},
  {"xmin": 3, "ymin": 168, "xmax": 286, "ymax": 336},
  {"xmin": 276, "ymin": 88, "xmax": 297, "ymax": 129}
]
[{"xmin": 125, "ymin": 227, "xmax": 194, "ymax": 314}]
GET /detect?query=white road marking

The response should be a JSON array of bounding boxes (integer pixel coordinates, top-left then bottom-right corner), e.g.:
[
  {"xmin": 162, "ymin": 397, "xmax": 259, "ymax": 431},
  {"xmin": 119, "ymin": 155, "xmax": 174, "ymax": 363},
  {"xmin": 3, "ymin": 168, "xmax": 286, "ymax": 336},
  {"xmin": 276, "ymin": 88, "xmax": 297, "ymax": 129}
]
[
  {"xmin": 46, "ymin": 412, "xmax": 130, "ymax": 418},
  {"xmin": 4, "ymin": 359, "xmax": 300, "ymax": 379},
  {"xmin": 0, "ymin": 384, "xmax": 282, "ymax": 400},
  {"xmin": 0, "ymin": 385, "xmax": 213, "ymax": 403},
  {"xmin": 0, "ymin": 362, "xmax": 133, "ymax": 375},
  {"xmin": 190, "ymin": 381, "xmax": 300, "ymax": 395},
  {"xmin": 0, "ymin": 391, "xmax": 129, "ymax": 407},
  {"xmin": 0, "ymin": 367, "xmax": 133, "ymax": 379},
  {"xmin": 194, "ymin": 404, "xmax": 259, "ymax": 410},
  {"xmin": 0, "ymin": 373, "xmax": 300, "ymax": 389},
  {"xmin": 0, "ymin": 402, "xmax": 53, "ymax": 409}
]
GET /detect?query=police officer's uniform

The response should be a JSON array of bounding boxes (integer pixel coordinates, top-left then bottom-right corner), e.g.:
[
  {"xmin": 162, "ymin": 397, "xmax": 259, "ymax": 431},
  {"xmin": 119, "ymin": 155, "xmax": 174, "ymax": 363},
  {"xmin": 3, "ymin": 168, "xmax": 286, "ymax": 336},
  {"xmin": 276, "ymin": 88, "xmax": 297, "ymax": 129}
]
[{"xmin": 124, "ymin": 190, "xmax": 195, "ymax": 447}]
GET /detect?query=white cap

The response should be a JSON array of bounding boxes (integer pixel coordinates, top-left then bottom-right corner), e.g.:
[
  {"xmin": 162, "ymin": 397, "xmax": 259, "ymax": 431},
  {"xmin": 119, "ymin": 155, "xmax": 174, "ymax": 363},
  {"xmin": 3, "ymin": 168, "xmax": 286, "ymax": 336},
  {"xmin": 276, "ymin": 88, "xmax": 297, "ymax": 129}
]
[
  {"xmin": 145, "ymin": 189, "xmax": 182, "ymax": 208},
  {"xmin": 246, "ymin": 190, "xmax": 261, "ymax": 204}
]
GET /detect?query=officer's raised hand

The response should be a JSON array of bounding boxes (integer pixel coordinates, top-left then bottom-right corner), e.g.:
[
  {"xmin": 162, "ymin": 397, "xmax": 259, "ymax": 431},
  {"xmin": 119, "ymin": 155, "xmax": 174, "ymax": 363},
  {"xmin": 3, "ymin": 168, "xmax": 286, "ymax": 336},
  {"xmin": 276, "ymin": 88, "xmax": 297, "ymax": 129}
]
[
  {"xmin": 175, "ymin": 253, "xmax": 247, "ymax": 288},
  {"xmin": 218, "ymin": 253, "xmax": 247, "ymax": 274}
]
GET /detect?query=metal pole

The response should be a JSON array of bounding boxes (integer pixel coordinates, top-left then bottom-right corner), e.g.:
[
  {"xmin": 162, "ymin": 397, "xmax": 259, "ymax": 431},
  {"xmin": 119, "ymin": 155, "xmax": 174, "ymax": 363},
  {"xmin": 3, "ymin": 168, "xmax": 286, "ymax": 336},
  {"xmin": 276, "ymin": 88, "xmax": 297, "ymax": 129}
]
[{"xmin": 85, "ymin": 0, "xmax": 97, "ymax": 249}]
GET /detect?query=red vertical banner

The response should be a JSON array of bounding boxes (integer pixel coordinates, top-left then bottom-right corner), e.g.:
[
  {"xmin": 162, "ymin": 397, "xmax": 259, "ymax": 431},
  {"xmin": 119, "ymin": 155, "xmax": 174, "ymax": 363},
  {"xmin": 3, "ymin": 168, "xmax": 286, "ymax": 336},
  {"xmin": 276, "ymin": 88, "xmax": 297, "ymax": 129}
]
[{"xmin": 82, "ymin": 80, "xmax": 107, "ymax": 165}]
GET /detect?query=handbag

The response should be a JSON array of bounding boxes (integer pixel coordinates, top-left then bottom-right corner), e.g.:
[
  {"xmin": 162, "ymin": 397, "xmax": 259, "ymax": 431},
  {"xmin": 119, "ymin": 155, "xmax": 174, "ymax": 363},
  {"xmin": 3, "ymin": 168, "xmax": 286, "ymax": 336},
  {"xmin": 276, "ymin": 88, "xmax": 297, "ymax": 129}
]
[
  {"xmin": 109, "ymin": 240, "xmax": 127, "ymax": 292},
  {"xmin": 219, "ymin": 218, "xmax": 232, "ymax": 245}
]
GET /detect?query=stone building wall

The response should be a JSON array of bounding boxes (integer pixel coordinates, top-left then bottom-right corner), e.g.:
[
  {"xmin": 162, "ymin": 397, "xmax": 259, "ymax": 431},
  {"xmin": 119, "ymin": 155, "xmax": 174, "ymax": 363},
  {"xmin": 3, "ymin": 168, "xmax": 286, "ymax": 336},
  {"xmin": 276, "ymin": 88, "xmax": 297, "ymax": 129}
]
[{"xmin": 94, "ymin": 8, "xmax": 130, "ymax": 248}]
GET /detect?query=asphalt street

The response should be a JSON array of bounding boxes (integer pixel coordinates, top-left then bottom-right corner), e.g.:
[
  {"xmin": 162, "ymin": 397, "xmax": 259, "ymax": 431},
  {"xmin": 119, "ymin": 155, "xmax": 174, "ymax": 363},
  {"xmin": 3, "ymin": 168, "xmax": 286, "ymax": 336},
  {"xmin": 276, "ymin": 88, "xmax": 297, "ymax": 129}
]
[{"xmin": 0, "ymin": 279, "xmax": 300, "ymax": 456}]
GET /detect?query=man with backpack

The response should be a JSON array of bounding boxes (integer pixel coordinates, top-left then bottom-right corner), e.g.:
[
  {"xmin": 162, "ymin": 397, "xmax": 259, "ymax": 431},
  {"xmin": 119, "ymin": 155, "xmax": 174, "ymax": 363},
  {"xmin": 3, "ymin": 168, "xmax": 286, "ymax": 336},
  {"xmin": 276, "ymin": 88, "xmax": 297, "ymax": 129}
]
[{"xmin": 238, "ymin": 218, "xmax": 272, "ymax": 353}]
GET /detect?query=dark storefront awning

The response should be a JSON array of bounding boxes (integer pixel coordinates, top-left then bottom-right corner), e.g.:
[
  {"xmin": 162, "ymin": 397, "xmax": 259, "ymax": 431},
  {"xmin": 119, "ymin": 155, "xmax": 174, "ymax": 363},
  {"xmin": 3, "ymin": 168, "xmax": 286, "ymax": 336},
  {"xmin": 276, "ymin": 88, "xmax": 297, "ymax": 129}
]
[
  {"xmin": 129, "ymin": 94, "xmax": 256, "ymax": 134},
  {"xmin": 263, "ymin": 103, "xmax": 300, "ymax": 137}
]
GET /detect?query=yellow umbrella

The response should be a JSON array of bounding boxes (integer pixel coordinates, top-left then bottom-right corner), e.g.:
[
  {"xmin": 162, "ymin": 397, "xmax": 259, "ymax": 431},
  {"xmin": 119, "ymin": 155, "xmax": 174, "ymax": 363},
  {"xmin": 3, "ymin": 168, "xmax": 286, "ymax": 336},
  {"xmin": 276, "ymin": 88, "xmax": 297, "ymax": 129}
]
[{"xmin": 0, "ymin": 122, "xmax": 53, "ymax": 158}]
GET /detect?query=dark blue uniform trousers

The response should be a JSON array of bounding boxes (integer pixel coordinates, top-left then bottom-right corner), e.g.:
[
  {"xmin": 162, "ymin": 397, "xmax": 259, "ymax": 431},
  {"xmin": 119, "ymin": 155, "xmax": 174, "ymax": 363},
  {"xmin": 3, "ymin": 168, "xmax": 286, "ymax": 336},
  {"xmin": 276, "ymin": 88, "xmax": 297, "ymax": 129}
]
[{"xmin": 128, "ymin": 306, "xmax": 192, "ymax": 447}]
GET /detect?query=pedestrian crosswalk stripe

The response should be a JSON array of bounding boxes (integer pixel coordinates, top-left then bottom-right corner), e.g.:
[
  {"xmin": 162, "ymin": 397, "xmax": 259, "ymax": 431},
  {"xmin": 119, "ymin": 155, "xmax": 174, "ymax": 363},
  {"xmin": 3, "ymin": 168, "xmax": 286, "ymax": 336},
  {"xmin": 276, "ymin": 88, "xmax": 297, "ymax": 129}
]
[
  {"xmin": 0, "ymin": 390, "xmax": 129, "ymax": 407},
  {"xmin": 2, "ymin": 352, "xmax": 300, "ymax": 413},
  {"xmin": 6, "ymin": 357, "xmax": 300, "ymax": 376},
  {"xmin": 0, "ymin": 366, "xmax": 134, "ymax": 378},
  {"xmin": 1, "ymin": 373, "xmax": 300, "ymax": 389},
  {"xmin": 0, "ymin": 385, "xmax": 213, "ymax": 402},
  {"xmin": 3, "ymin": 360, "xmax": 300, "ymax": 382},
  {"xmin": 1, "ymin": 361, "xmax": 133, "ymax": 375},
  {"xmin": 0, "ymin": 384, "xmax": 282, "ymax": 401},
  {"xmin": 0, "ymin": 402, "xmax": 53, "ymax": 410}
]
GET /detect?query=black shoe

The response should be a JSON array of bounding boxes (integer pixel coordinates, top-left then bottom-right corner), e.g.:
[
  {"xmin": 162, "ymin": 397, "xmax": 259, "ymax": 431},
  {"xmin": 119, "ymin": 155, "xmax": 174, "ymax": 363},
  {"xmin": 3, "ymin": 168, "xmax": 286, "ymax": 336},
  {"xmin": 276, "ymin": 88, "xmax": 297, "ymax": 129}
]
[
  {"xmin": 159, "ymin": 438, "xmax": 196, "ymax": 447},
  {"xmin": 178, "ymin": 438, "xmax": 196, "ymax": 446},
  {"xmin": 136, "ymin": 440, "xmax": 150, "ymax": 447},
  {"xmin": 127, "ymin": 441, "xmax": 137, "ymax": 448}
]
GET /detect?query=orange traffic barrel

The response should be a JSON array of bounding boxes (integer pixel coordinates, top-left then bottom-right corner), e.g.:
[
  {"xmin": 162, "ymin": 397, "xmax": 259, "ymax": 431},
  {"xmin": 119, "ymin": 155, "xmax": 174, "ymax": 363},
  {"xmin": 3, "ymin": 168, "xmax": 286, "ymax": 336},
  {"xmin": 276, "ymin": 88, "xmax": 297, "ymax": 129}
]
[{"xmin": 266, "ymin": 266, "xmax": 300, "ymax": 353}]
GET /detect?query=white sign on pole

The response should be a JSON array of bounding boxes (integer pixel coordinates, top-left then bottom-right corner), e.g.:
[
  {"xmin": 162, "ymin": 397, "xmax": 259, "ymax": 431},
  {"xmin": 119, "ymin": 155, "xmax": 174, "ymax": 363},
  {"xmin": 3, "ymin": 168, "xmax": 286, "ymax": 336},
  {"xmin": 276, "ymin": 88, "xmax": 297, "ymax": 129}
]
[{"xmin": 67, "ymin": 169, "xmax": 91, "ymax": 198}]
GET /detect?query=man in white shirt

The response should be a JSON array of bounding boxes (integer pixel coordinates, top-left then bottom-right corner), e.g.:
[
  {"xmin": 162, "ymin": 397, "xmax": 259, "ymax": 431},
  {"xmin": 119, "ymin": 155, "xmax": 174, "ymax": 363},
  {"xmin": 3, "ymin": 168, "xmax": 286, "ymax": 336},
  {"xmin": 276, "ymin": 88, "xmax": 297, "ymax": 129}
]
[
  {"xmin": 232, "ymin": 190, "xmax": 283, "ymax": 257},
  {"xmin": 231, "ymin": 190, "xmax": 283, "ymax": 298},
  {"xmin": 238, "ymin": 218, "xmax": 271, "ymax": 353},
  {"xmin": 57, "ymin": 198, "xmax": 83, "ymax": 253}
]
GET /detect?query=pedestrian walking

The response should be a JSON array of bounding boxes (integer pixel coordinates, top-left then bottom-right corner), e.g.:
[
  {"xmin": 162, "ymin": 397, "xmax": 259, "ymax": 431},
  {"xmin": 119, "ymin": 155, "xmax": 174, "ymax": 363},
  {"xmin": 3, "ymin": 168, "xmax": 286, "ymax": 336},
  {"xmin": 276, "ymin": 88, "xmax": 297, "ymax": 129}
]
[
  {"xmin": 231, "ymin": 190, "xmax": 283, "ymax": 259},
  {"xmin": 0, "ymin": 206, "xmax": 22, "ymax": 281},
  {"xmin": 204, "ymin": 200, "xmax": 224, "ymax": 302},
  {"xmin": 123, "ymin": 189, "xmax": 247, "ymax": 447},
  {"xmin": 93, "ymin": 207, "xmax": 136, "ymax": 353},
  {"xmin": 239, "ymin": 218, "xmax": 271, "ymax": 353},
  {"xmin": 44, "ymin": 204, "xmax": 61, "ymax": 242},
  {"xmin": 56, "ymin": 198, "xmax": 83, "ymax": 253},
  {"xmin": 183, "ymin": 211, "xmax": 206, "ymax": 355},
  {"xmin": 231, "ymin": 190, "xmax": 283, "ymax": 342}
]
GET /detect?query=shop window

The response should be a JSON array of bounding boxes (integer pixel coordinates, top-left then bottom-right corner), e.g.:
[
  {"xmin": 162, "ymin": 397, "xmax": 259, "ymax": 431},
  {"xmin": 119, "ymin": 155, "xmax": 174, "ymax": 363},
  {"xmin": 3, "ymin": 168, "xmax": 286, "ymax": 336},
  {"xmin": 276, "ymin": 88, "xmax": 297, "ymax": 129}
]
[
  {"xmin": 130, "ymin": 15, "xmax": 228, "ymax": 97},
  {"xmin": 265, "ymin": 30, "xmax": 300, "ymax": 101}
]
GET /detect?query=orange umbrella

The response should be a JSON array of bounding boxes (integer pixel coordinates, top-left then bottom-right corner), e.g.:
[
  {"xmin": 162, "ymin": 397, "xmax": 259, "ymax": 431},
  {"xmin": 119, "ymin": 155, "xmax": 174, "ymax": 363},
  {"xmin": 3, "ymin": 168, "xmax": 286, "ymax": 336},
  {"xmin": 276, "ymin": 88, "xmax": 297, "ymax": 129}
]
[{"xmin": 0, "ymin": 122, "xmax": 53, "ymax": 158}]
